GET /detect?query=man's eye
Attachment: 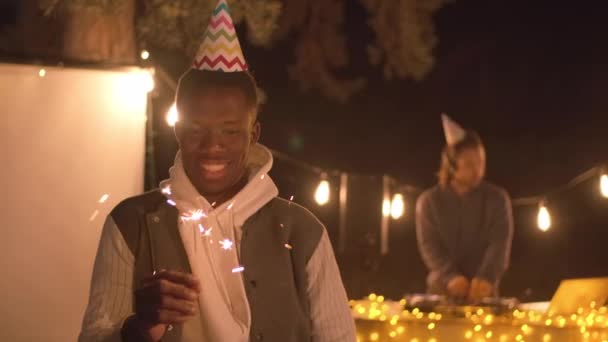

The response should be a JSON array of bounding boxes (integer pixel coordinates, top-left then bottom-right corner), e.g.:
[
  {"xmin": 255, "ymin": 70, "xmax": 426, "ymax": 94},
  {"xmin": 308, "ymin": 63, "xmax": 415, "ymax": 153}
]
[{"xmin": 223, "ymin": 129, "xmax": 240, "ymax": 135}]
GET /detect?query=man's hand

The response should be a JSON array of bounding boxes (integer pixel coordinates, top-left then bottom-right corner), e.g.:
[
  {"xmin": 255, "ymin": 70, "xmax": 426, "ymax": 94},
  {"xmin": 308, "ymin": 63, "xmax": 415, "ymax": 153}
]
[
  {"xmin": 126, "ymin": 270, "xmax": 201, "ymax": 342},
  {"xmin": 469, "ymin": 277, "xmax": 494, "ymax": 303},
  {"xmin": 446, "ymin": 275, "xmax": 470, "ymax": 298}
]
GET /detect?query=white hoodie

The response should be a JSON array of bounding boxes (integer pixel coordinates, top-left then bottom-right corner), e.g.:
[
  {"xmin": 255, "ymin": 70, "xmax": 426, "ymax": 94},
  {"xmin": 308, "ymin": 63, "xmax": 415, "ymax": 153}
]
[{"xmin": 158, "ymin": 144, "xmax": 278, "ymax": 341}]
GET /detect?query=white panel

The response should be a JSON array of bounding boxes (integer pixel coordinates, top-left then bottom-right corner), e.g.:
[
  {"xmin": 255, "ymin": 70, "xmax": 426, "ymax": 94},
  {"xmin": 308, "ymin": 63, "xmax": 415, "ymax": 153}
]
[{"xmin": 0, "ymin": 63, "xmax": 148, "ymax": 341}]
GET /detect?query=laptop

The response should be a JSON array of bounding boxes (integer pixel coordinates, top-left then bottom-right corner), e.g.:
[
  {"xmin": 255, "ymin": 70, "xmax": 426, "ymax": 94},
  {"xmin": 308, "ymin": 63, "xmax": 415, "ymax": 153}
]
[{"xmin": 547, "ymin": 277, "xmax": 608, "ymax": 315}]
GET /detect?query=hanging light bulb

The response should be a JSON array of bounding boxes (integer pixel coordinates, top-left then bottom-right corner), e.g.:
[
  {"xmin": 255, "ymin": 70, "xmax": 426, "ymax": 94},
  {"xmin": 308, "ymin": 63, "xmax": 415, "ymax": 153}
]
[
  {"xmin": 166, "ymin": 103, "xmax": 179, "ymax": 127},
  {"xmin": 382, "ymin": 198, "xmax": 391, "ymax": 217},
  {"xmin": 315, "ymin": 179, "xmax": 330, "ymax": 205},
  {"xmin": 390, "ymin": 193, "xmax": 405, "ymax": 219},
  {"xmin": 140, "ymin": 50, "xmax": 150, "ymax": 60},
  {"xmin": 600, "ymin": 173, "xmax": 608, "ymax": 198},
  {"xmin": 537, "ymin": 202, "xmax": 551, "ymax": 232}
]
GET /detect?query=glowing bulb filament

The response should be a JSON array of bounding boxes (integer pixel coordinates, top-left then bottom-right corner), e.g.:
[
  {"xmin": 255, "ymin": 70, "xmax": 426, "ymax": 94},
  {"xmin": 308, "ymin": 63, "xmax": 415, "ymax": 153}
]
[
  {"xmin": 390, "ymin": 193, "xmax": 405, "ymax": 219},
  {"xmin": 537, "ymin": 205, "xmax": 551, "ymax": 231},
  {"xmin": 315, "ymin": 179, "xmax": 330, "ymax": 205},
  {"xmin": 600, "ymin": 174, "xmax": 608, "ymax": 198}
]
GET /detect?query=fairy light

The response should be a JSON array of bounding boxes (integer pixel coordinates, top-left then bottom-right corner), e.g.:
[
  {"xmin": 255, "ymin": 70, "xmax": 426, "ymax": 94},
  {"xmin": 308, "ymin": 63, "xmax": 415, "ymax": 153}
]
[
  {"xmin": 537, "ymin": 202, "xmax": 551, "ymax": 231},
  {"xmin": 315, "ymin": 179, "xmax": 330, "ymax": 205},
  {"xmin": 140, "ymin": 50, "xmax": 150, "ymax": 60},
  {"xmin": 39, "ymin": 68, "xmax": 46, "ymax": 77},
  {"xmin": 352, "ymin": 293, "xmax": 608, "ymax": 341}
]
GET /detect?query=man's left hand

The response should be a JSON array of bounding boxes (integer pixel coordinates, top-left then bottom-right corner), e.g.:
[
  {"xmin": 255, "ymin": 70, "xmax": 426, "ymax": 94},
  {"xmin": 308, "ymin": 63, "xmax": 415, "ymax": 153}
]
[{"xmin": 468, "ymin": 277, "xmax": 494, "ymax": 303}]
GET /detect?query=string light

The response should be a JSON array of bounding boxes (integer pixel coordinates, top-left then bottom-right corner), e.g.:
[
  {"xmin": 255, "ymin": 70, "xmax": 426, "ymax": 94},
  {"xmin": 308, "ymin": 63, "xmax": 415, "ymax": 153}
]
[
  {"xmin": 166, "ymin": 103, "xmax": 178, "ymax": 127},
  {"xmin": 600, "ymin": 173, "xmax": 608, "ymax": 198},
  {"xmin": 537, "ymin": 202, "xmax": 551, "ymax": 231},
  {"xmin": 140, "ymin": 50, "xmax": 150, "ymax": 60},
  {"xmin": 315, "ymin": 178, "xmax": 330, "ymax": 205},
  {"xmin": 38, "ymin": 68, "xmax": 46, "ymax": 77},
  {"xmin": 390, "ymin": 193, "xmax": 405, "ymax": 219}
]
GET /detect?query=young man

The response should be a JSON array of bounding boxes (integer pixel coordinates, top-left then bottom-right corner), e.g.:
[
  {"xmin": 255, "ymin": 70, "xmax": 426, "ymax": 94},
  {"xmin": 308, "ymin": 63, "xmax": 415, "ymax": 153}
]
[
  {"xmin": 415, "ymin": 114, "xmax": 514, "ymax": 303},
  {"xmin": 78, "ymin": 1, "xmax": 356, "ymax": 341}
]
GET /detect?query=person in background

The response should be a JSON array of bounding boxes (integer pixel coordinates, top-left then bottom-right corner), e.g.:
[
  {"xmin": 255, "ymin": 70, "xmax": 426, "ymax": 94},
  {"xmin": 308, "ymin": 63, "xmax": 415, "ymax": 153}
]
[
  {"xmin": 78, "ymin": 1, "xmax": 356, "ymax": 341},
  {"xmin": 415, "ymin": 114, "xmax": 514, "ymax": 303}
]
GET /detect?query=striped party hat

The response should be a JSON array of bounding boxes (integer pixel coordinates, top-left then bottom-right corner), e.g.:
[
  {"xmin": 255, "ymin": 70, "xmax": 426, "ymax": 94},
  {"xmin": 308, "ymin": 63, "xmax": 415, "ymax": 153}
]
[{"xmin": 192, "ymin": 0, "xmax": 248, "ymax": 72}]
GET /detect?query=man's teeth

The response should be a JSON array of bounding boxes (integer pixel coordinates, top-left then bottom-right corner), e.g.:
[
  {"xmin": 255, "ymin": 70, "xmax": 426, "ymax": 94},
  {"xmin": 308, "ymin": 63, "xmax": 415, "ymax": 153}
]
[{"xmin": 202, "ymin": 164, "xmax": 227, "ymax": 172}]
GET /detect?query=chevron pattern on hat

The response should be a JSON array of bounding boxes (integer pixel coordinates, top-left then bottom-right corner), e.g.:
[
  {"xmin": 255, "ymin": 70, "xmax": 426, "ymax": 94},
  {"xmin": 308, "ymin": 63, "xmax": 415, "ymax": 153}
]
[{"xmin": 192, "ymin": 0, "xmax": 248, "ymax": 72}]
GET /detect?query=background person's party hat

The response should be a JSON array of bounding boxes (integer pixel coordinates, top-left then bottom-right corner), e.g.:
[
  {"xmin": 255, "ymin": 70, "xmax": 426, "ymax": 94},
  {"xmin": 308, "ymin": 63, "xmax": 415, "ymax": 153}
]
[{"xmin": 441, "ymin": 113, "xmax": 466, "ymax": 145}]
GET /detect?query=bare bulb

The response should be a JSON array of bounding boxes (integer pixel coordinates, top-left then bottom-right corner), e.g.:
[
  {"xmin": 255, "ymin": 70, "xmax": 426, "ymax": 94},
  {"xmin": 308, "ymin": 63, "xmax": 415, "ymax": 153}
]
[
  {"xmin": 600, "ymin": 174, "xmax": 608, "ymax": 198},
  {"xmin": 537, "ymin": 205, "xmax": 551, "ymax": 232},
  {"xmin": 315, "ymin": 180, "xmax": 330, "ymax": 205},
  {"xmin": 390, "ymin": 193, "xmax": 405, "ymax": 219}
]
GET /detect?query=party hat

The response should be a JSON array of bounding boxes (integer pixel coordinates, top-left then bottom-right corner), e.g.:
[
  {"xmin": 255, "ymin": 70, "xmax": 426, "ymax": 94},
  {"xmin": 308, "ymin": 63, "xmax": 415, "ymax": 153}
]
[
  {"xmin": 441, "ymin": 113, "xmax": 466, "ymax": 145},
  {"xmin": 192, "ymin": 0, "xmax": 248, "ymax": 72}
]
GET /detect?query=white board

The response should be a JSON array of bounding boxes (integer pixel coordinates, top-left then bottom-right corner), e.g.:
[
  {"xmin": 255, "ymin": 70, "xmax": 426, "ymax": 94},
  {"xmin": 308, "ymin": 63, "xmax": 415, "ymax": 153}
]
[{"xmin": 0, "ymin": 63, "xmax": 148, "ymax": 341}]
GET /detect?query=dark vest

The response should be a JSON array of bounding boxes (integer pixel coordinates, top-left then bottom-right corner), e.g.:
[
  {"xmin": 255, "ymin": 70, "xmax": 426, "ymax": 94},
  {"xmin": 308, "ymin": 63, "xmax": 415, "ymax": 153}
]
[{"xmin": 111, "ymin": 190, "xmax": 324, "ymax": 342}]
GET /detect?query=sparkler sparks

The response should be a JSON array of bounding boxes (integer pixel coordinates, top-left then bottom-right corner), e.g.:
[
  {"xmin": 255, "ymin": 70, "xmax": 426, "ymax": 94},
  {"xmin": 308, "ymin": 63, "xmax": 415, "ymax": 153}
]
[
  {"xmin": 182, "ymin": 209, "xmax": 206, "ymax": 221},
  {"xmin": 219, "ymin": 239, "xmax": 234, "ymax": 250},
  {"xmin": 232, "ymin": 266, "xmax": 245, "ymax": 273}
]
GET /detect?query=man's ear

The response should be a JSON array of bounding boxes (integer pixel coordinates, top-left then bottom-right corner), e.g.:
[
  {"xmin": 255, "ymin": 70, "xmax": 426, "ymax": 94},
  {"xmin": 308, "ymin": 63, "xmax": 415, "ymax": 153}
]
[{"xmin": 251, "ymin": 121, "xmax": 261, "ymax": 144}]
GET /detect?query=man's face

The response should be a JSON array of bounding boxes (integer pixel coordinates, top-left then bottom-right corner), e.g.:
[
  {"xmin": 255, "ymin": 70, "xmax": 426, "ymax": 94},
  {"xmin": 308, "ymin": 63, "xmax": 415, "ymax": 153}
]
[
  {"xmin": 453, "ymin": 146, "xmax": 486, "ymax": 189},
  {"xmin": 175, "ymin": 87, "xmax": 259, "ymax": 197}
]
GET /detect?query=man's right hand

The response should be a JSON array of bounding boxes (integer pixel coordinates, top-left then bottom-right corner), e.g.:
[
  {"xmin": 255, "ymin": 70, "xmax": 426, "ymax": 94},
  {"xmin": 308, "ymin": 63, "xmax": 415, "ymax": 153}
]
[
  {"xmin": 446, "ymin": 275, "xmax": 470, "ymax": 298},
  {"xmin": 125, "ymin": 270, "xmax": 201, "ymax": 342}
]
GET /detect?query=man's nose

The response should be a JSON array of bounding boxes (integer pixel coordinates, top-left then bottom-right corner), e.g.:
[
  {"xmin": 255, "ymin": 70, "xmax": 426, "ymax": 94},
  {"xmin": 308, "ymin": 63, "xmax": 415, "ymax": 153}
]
[{"xmin": 198, "ymin": 130, "xmax": 223, "ymax": 151}]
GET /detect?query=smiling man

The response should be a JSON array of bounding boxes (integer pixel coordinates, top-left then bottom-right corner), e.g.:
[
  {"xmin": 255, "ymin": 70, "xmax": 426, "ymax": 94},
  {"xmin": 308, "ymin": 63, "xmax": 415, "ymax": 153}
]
[
  {"xmin": 415, "ymin": 114, "xmax": 514, "ymax": 304},
  {"xmin": 78, "ymin": 1, "xmax": 355, "ymax": 341}
]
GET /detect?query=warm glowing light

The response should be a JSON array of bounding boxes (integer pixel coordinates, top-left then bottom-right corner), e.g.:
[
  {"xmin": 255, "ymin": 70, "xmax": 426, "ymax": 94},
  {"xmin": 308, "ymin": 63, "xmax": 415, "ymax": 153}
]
[
  {"xmin": 315, "ymin": 179, "xmax": 330, "ymax": 205},
  {"xmin": 537, "ymin": 204, "xmax": 551, "ymax": 231},
  {"xmin": 390, "ymin": 193, "xmax": 405, "ymax": 219},
  {"xmin": 166, "ymin": 103, "xmax": 179, "ymax": 127},
  {"xmin": 39, "ymin": 69, "xmax": 46, "ymax": 77},
  {"xmin": 600, "ymin": 174, "xmax": 608, "ymax": 198},
  {"xmin": 140, "ymin": 50, "xmax": 150, "ymax": 60}
]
